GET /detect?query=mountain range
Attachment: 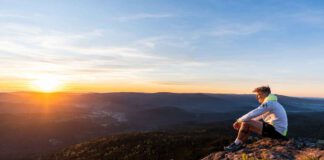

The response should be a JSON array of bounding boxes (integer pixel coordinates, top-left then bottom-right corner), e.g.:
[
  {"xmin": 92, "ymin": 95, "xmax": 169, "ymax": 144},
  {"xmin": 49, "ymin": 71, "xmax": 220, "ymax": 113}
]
[{"xmin": 0, "ymin": 92, "xmax": 323, "ymax": 159}]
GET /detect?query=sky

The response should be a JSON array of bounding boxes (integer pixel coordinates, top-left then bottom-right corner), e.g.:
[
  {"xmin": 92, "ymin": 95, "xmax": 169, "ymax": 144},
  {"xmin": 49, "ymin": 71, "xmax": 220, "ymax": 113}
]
[{"xmin": 1, "ymin": 0, "xmax": 324, "ymax": 97}]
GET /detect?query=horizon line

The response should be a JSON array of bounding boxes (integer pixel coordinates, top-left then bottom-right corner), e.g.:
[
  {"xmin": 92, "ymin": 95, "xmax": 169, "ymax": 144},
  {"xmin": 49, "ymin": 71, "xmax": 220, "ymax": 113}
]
[{"xmin": 2, "ymin": 91, "xmax": 324, "ymax": 99}]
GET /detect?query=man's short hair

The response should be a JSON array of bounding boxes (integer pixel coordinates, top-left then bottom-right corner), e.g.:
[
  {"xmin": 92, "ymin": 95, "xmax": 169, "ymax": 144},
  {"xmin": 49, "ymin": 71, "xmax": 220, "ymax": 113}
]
[{"xmin": 253, "ymin": 86, "xmax": 271, "ymax": 95}]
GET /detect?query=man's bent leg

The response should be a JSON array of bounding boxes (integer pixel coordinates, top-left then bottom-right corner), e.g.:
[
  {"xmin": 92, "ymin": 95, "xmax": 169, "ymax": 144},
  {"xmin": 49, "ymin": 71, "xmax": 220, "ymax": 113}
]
[
  {"xmin": 237, "ymin": 120, "xmax": 263, "ymax": 143},
  {"xmin": 225, "ymin": 120, "xmax": 263, "ymax": 151}
]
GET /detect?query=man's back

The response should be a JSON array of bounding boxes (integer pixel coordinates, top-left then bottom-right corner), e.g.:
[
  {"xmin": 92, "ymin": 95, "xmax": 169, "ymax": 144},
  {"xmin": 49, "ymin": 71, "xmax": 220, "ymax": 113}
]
[{"xmin": 262, "ymin": 100, "xmax": 288, "ymax": 136}]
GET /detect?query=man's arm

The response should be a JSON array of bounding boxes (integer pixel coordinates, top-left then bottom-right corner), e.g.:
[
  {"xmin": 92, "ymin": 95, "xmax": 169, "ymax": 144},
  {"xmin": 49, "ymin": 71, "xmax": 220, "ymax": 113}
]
[
  {"xmin": 237, "ymin": 102, "xmax": 272, "ymax": 122},
  {"xmin": 252, "ymin": 114, "xmax": 263, "ymax": 121}
]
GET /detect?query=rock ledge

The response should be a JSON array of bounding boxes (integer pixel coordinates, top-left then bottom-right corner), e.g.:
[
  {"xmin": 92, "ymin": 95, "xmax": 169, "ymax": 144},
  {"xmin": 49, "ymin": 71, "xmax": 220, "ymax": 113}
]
[{"xmin": 201, "ymin": 138, "xmax": 324, "ymax": 160}]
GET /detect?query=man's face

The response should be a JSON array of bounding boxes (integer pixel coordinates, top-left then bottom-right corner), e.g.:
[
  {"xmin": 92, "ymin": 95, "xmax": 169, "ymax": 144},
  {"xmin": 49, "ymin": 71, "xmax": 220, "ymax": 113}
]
[{"xmin": 256, "ymin": 92, "xmax": 267, "ymax": 104}]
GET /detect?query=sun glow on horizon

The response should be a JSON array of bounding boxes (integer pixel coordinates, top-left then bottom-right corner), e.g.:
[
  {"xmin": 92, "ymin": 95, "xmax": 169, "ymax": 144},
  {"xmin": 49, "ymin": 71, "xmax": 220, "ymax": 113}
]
[{"xmin": 31, "ymin": 76, "xmax": 63, "ymax": 93}]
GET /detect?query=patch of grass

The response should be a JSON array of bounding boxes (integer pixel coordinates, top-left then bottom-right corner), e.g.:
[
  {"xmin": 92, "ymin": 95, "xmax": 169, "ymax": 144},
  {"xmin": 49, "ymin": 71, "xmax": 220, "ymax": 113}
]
[{"xmin": 241, "ymin": 153, "xmax": 268, "ymax": 160}]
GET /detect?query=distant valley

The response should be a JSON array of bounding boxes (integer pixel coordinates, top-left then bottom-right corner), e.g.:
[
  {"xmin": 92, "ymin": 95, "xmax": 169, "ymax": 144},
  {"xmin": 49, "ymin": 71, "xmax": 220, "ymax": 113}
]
[{"xmin": 0, "ymin": 92, "xmax": 324, "ymax": 159}]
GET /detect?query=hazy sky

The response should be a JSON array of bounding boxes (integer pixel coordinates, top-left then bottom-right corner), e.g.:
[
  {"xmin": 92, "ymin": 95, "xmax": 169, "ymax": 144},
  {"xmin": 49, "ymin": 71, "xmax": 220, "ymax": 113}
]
[{"xmin": 1, "ymin": 0, "xmax": 324, "ymax": 97}]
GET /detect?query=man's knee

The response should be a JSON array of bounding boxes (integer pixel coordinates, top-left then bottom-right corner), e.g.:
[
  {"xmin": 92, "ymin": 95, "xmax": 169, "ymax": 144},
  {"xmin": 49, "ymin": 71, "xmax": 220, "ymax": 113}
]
[{"xmin": 241, "ymin": 122, "xmax": 250, "ymax": 128}]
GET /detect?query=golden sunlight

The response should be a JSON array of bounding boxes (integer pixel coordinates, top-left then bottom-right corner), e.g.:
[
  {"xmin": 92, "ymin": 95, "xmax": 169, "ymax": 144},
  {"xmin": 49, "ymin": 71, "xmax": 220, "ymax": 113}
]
[{"xmin": 31, "ymin": 76, "xmax": 62, "ymax": 93}]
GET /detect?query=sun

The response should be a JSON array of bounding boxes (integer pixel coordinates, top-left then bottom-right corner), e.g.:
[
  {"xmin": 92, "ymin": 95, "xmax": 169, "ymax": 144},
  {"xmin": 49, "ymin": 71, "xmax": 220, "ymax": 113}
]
[{"xmin": 31, "ymin": 76, "xmax": 62, "ymax": 93}]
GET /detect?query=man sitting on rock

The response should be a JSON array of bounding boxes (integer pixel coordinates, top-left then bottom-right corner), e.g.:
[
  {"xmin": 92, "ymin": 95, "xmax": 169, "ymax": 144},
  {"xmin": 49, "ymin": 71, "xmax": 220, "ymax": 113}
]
[{"xmin": 224, "ymin": 86, "xmax": 288, "ymax": 152}]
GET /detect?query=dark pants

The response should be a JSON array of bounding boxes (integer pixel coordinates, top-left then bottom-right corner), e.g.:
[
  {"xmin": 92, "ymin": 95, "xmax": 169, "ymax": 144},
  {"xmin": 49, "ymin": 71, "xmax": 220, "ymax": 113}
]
[{"xmin": 262, "ymin": 122, "xmax": 288, "ymax": 140}]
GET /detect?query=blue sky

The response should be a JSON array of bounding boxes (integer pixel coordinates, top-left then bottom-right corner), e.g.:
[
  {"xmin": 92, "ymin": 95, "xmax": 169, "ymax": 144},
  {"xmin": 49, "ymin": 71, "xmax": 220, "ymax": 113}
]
[{"xmin": 1, "ymin": 0, "xmax": 324, "ymax": 97}]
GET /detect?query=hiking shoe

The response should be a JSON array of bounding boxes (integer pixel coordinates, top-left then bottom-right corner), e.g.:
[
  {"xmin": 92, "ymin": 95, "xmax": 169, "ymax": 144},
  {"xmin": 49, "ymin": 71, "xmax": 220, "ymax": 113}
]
[{"xmin": 224, "ymin": 142, "xmax": 244, "ymax": 152}]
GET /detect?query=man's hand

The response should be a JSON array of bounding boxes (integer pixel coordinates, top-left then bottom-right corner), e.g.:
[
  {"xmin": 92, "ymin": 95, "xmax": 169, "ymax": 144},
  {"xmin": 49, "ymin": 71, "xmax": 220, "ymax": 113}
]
[{"xmin": 233, "ymin": 121, "xmax": 241, "ymax": 130}]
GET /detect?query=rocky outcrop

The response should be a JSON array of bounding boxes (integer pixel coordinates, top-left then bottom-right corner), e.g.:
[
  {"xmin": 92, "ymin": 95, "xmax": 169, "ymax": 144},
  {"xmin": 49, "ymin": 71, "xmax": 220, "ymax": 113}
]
[{"xmin": 201, "ymin": 138, "xmax": 324, "ymax": 160}]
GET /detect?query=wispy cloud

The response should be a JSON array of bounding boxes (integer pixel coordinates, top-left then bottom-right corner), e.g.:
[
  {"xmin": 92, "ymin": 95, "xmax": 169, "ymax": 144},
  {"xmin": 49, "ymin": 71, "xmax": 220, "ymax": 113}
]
[
  {"xmin": 116, "ymin": 13, "xmax": 173, "ymax": 21},
  {"xmin": 0, "ymin": 20, "xmax": 209, "ymax": 87},
  {"xmin": 288, "ymin": 10, "xmax": 324, "ymax": 25},
  {"xmin": 0, "ymin": 13, "xmax": 28, "ymax": 19},
  {"xmin": 0, "ymin": 12, "xmax": 43, "ymax": 20},
  {"xmin": 151, "ymin": 80, "xmax": 199, "ymax": 86},
  {"xmin": 210, "ymin": 22, "xmax": 268, "ymax": 37}
]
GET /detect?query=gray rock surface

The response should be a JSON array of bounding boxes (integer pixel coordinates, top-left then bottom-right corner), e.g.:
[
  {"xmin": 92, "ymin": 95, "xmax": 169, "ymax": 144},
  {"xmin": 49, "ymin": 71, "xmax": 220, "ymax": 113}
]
[{"xmin": 201, "ymin": 137, "xmax": 324, "ymax": 160}]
